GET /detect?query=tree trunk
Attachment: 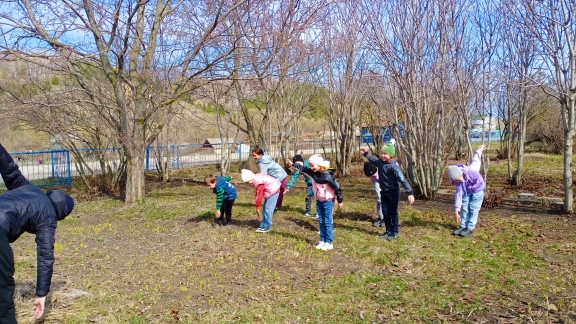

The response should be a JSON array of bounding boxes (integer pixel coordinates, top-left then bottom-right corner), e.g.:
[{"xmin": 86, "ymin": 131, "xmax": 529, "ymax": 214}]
[
  {"xmin": 563, "ymin": 127, "xmax": 574, "ymax": 213},
  {"xmin": 125, "ymin": 152, "xmax": 146, "ymax": 203},
  {"xmin": 512, "ymin": 107, "xmax": 526, "ymax": 185}
]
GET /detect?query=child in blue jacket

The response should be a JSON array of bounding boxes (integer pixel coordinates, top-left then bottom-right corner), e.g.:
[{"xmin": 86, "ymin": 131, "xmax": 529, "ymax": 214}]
[{"xmin": 205, "ymin": 175, "xmax": 237, "ymax": 226}]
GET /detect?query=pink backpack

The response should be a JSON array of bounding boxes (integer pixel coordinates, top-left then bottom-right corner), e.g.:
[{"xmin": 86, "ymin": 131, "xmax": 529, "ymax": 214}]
[{"xmin": 312, "ymin": 181, "xmax": 335, "ymax": 202}]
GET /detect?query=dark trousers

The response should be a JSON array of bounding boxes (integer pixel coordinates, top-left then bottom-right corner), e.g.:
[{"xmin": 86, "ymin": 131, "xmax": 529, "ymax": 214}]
[
  {"xmin": 381, "ymin": 189, "xmax": 402, "ymax": 217},
  {"xmin": 216, "ymin": 199, "xmax": 235, "ymax": 224},
  {"xmin": 305, "ymin": 185, "xmax": 313, "ymax": 214},
  {"xmin": 276, "ymin": 178, "xmax": 288, "ymax": 208},
  {"xmin": 381, "ymin": 189, "xmax": 401, "ymax": 234},
  {"xmin": 0, "ymin": 230, "xmax": 16, "ymax": 323}
]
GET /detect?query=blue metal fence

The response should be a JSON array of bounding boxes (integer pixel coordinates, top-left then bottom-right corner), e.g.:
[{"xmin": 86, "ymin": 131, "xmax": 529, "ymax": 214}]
[
  {"xmin": 1, "ymin": 140, "xmax": 337, "ymax": 187},
  {"xmin": 0, "ymin": 149, "xmax": 71, "ymax": 188}
]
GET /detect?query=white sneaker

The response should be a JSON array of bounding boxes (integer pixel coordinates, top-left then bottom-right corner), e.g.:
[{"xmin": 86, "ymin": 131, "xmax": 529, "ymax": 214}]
[
  {"xmin": 315, "ymin": 241, "xmax": 326, "ymax": 249},
  {"xmin": 321, "ymin": 243, "xmax": 333, "ymax": 251}
]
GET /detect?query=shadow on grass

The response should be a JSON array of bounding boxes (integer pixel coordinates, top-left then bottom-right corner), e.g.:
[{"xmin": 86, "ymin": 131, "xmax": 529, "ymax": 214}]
[
  {"xmin": 401, "ymin": 215, "xmax": 453, "ymax": 230},
  {"xmin": 285, "ymin": 216, "xmax": 319, "ymax": 232},
  {"xmin": 185, "ymin": 211, "xmax": 263, "ymax": 230},
  {"xmin": 185, "ymin": 210, "xmax": 213, "ymax": 224},
  {"xmin": 268, "ymin": 229, "xmax": 317, "ymax": 245}
]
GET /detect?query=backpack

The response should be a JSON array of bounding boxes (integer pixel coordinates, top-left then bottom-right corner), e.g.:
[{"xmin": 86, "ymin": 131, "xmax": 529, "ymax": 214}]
[{"xmin": 313, "ymin": 181, "xmax": 335, "ymax": 202}]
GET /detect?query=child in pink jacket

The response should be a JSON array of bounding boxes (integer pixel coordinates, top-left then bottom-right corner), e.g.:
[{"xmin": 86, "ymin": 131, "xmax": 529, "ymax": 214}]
[{"xmin": 241, "ymin": 169, "xmax": 281, "ymax": 233}]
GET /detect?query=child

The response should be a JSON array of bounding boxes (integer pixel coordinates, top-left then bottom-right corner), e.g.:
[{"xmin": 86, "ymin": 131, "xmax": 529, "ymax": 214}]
[
  {"xmin": 287, "ymin": 154, "xmax": 343, "ymax": 251},
  {"xmin": 363, "ymin": 161, "xmax": 384, "ymax": 227},
  {"xmin": 447, "ymin": 144, "xmax": 486, "ymax": 237},
  {"xmin": 285, "ymin": 154, "xmax": 317, "ymax": 218},
  {"xmin": 241, "ymin": 169, "xmax": 281, "ymax": 233},
  {"xmin": 360, "ymin": 140, "xmax": 415, "ymax": 240},
  {"xmin": 205, "ymin": 174, "xmax": 237, "ymax": 226},
  {"xmin": 251, "ymin": 148, "xmax": 288, "ymax": 208}
]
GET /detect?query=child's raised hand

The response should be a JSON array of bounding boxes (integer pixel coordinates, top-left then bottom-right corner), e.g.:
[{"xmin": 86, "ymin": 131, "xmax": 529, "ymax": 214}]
[
  {"xmin": 479, "ymin": 144, "xmax": 486, "ymax": 151},
  {"xmin": 407, "ymin": 195, "xmax": 415, "ymax": 205},
  {"xmin": 359, "ymin": 148, "xmax": 366, "ymax": 154}
]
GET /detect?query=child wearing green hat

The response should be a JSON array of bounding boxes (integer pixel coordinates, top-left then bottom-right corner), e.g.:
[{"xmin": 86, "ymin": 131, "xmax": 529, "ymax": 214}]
[{"xmin": 360, "ymin": 139, "xmax": 415, "ymax": 240}]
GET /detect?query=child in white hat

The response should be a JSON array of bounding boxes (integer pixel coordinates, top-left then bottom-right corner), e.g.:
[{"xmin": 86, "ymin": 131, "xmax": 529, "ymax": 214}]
[
  {"xmin": 447, "ymin": 144, "xmax": 486, "ymax": 237},
  {"xmin": 241, "ymin": 169, "xmax": 281, "ymax": 233},
  {"xmin": 287, "ymin": 154, "xmax": 343, "ymax": 251}
]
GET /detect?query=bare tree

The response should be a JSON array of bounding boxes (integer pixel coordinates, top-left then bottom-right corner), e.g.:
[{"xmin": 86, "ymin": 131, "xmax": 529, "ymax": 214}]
[
  {"xmin": 363, "ymin": 0, "xmax": 479, "ymax": 198},
  {"xmin": 498, "ymin": 2, "xmax": 540, "ymax": 185},
  {"xmin": 319, "ymin": 0, "xmax": 368, "ymax": 176},
  {"xmin": 219, "ymin": 0, "xmax": 326, "ymax": 169},
  {"xmin": 0, "ymin": 0, "xmax": 247, "ymax": 203},
  {"xmin": 510, "ymin": 0, "xmax": 576, "ymax": 213},
  {"xmin": 0, "ymin": 62, "xmax": 127, "ymax": 192}
]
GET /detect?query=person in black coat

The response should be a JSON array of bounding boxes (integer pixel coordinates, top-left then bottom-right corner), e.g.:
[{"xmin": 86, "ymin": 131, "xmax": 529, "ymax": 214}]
[{"xmin": 0, "ymin": 143, "xmax": 74, "ymax": 322}]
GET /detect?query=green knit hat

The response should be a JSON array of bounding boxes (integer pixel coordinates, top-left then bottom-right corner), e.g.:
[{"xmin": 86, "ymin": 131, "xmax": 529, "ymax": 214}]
[{"xmin": 381, "ymin": 143, "xmax": 395, "ymax": 157}]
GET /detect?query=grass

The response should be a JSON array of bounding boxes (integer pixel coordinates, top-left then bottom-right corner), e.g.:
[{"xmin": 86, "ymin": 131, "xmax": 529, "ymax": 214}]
[{"xmin": 11, "ymin": 153, "xmax": 576, "ymax": 323}]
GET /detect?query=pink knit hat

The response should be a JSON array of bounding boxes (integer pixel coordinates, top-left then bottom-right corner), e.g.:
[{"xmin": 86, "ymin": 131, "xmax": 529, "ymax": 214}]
[{"xmin": 308, "ymin": 154, "xmax": 323, "ymax": 166}]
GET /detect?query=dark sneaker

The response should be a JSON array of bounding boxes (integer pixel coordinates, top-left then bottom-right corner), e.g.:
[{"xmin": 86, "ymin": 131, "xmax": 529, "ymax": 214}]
[
  {"xmin": 452, "ymin": 228, "xmax": 465, "ymax": 235},
  {"xmin": 223, "ymin": 221, "xmax": 232, "ymax": 226},
  {"xmin": 379, "ymin": 232, "xmax": 391, "ymax": 239},
  {"xmin": 386, "ymin": 232, "xmax": 399, "ymax": 240},
  {"xmin": 458, "ymin": 229, "xmax": 473, "ymax": 237},
  {"xmin": 372, "ymin": 219, "xmax": 384, "ymax": 227}
]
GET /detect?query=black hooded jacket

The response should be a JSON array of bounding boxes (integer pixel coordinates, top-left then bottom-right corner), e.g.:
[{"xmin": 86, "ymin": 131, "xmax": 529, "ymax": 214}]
[
  {"xmin": 0, "ymin": 144, "xmax": 70, "ymax": 297},
  {"xmin": 362, "ymin": 153, "xmax": 414, "ymax": 195}
]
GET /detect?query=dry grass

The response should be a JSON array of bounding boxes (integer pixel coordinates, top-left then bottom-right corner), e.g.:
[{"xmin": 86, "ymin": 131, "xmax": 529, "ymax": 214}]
[{"xmin": 10, "ymin": 153, "xmax": 576, "ymax": 323}]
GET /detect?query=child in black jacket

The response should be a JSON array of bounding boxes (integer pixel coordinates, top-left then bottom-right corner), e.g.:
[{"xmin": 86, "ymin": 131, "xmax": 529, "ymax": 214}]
[{"xmin": 360, "ymin": 141, "xmax": 414, "ymax": 240}]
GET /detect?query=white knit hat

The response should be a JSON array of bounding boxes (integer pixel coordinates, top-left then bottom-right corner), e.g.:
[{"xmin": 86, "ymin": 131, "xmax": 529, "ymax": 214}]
[
  {"xmin": 308, "ymin": 154, "xmax": 323, "ymax": 166},
  {"xmin": 447, "ymin": 165, "xmax": 463, "ymax": 180},
  {"xmin": 241, "ymin": 169, "xmax": 255, "ymax": 182}
]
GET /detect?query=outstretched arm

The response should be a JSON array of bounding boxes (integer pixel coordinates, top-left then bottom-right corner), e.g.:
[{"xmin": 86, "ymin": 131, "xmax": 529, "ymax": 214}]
[
  {"xmin": 291, "ymin": 161, "xmax": 315, "ymax": 178},
  {"xmin": 0, "ymin": 144, "xmax": 29, "ymax": 190},
  {"xmin": 361, "ymin": 151, "xmax": 380, "ymax": 164},
  {"xmin": 286, "ymin": 169, "xmax": 300, "ymax": 191},
  {"xmin": 468, "ymin": 144, "xmax": 486, "ymax": 172}
]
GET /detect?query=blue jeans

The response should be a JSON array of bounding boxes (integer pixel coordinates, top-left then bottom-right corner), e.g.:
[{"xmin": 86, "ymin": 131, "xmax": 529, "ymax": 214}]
[
  {"xmin": 316, "ymin": 200, "xmax": 334, "ymax": 243},
  {"xmin": 460, "ymin": 190, "xmax": 484, "ymax": 230},
  {"xmin": 259, "ymin": 192, "xmax": 279, "ymax": 229},
  {"xmin": 381, "ymin": 189, "xmax": 401, "ymax": 233},
  {"xmin": 373, "ymin": 182, "xmax": 383, "ymax": 218}
]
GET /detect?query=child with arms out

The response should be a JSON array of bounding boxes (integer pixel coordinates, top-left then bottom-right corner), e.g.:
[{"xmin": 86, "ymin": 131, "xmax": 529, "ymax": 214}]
[
  {"xmin": 287, "ymin": 154, "xmax": 343, "ymax": 251},
  {"xmin": 241, "ymin": 169, "xmax": 281, "ymax": 233},
  {"xmin": 205, "ymin": 174, "xmax": 237, "ymax": 226},
  {"xmin": 360, "ymin": 140, "xmax": 415, "ymax": 240},
  {"xmin": 447, "ymin": 144, "xmax": 486, "ymax": 237},
  {"xmin": 285, "ymin": 154, "xmax": 317, "ymax": 218}
]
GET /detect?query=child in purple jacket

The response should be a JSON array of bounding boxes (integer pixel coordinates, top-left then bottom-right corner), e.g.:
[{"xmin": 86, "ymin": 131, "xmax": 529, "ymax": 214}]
[{"xmin": 447, "ymin": 144, "xmax": 486, "ymax": 237}]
